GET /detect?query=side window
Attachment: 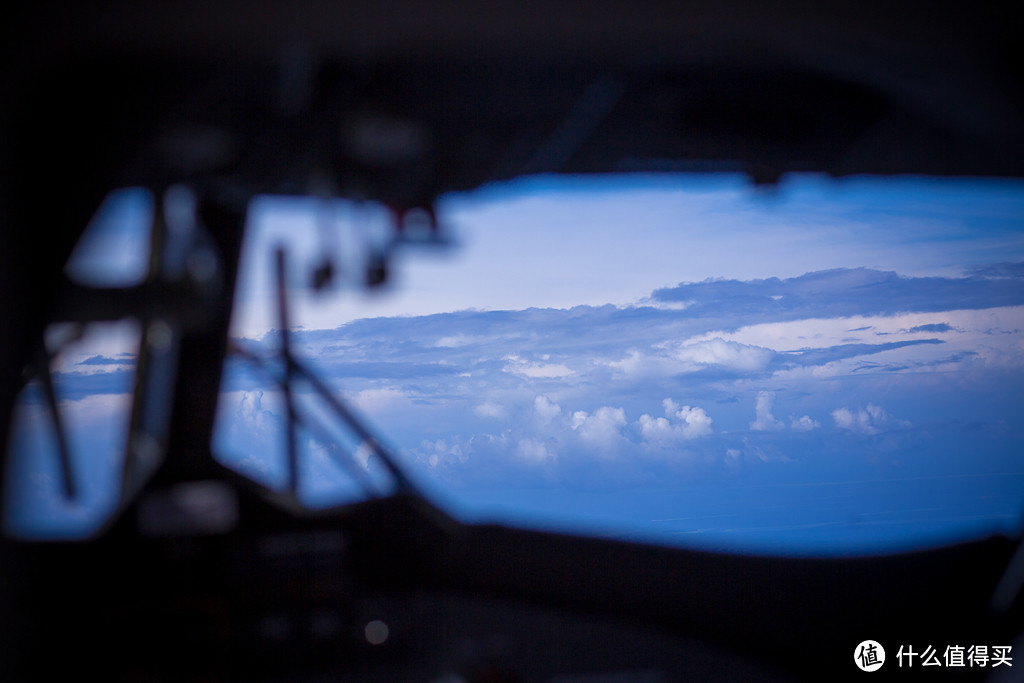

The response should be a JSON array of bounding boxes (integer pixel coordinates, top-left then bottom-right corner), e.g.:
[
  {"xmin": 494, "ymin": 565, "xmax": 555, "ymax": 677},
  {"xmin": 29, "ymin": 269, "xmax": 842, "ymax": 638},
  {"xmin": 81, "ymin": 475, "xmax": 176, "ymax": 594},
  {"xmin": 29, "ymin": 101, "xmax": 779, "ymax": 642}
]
[
  {"xmin": 3, "ymin": 186, "xmax": 211, "ymax": 539},
  {"xmin": 4, "ymin": 321, "xmax": 141, "ymax": 538}
]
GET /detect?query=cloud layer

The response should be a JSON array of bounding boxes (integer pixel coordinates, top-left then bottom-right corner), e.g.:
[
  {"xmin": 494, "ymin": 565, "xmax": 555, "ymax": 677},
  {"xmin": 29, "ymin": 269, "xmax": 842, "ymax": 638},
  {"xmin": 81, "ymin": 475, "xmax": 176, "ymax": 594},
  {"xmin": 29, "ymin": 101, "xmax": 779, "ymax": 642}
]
[
  {"xmin": 12, "ymin": 264, "xmax": 1022, "ymax": 550},
  {"xmin": 210, "ymin": 265, "xmax": 1024, "ymax": 508}
]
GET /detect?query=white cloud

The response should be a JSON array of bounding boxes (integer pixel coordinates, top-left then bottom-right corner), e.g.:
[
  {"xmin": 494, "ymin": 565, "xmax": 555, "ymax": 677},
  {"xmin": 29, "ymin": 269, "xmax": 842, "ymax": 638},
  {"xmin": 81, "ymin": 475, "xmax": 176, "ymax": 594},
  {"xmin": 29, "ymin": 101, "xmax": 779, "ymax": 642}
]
[
  {"xmin": 571, "ymin": 406, "xmax": 627, "ymax": 443},
  {"xmin": 637, "ymin": 414, "xmax": 674, "ymax": 440},
  {"xmin": 606, "ymin": 349, "xmax": 683, "ymax": 380},
  {"xmin": 832, "ymin": 404, "xmax": 908, "ymax": 434},
  {"xmin": 533, "ymin": 395, "xmax": 562, "ymax": 425},
  {"xmin": 645, "ymin": 299, "xmax": 695, "ymax": 311},
  {"xmin": 210, "ymin": 390, "xmax": 285, "ymax": 486},
  {"xmin": 434, "ymin": 333, "xmax": 497, "ymax": 348},
  {"xmin": 638, "ymin": 398, "xmax": 713, "ymax": 441},
  {"xmin": 687, "ymin": 307, "xmax": 1024, "ymax": 378},
  {"xmin": 665, "ymin": 399, "xmax": 714, "ymax": 438},
  {"xmin": 678, "ymin": 407, "xmax": 713, "ymax": 438},
  {"xmin": 502, "ymin": 354, "xmax": 574, "ymax": 379},
  {"xmin": 791, "ymin": 415, "xmax": 820, "ymax": 431},
  {"xmin": 832, "ymin": 407, "xmax": 871, "ymax": 433},
  {"xmin": 353, "ymin": 441, "xmax": 373, "ymax": 470},
  {"xmin": 419, "ymin": 437, "xmax": 467, "ymax": 468},
  {"xmin": 607, "ymin": 339, "xmax": 775, "ymax": 382},
  {"xmin": 672, "ymin": 338, "xmax": 775, "ymax": 373},
  {"xmin": 516, "ymin": 438, "xmax": 554, "ymax": 462},
  {"xmin": 61, "ymin": 360, "xmax": 136, "ymax": 377},
  {"xmin": 235, "ymin": 390, "xmax": 278, "ymax": 442},
  {"xmin": 474, "ymin": 401, "xmax": 506, "ymax": 418},
  {"xmin": 351, "ymin": 387, "xmax": 413, "ymax": 413},
  {"xmin": 750, "ymin": 391, "xmax": 784, "ymax": 431}
]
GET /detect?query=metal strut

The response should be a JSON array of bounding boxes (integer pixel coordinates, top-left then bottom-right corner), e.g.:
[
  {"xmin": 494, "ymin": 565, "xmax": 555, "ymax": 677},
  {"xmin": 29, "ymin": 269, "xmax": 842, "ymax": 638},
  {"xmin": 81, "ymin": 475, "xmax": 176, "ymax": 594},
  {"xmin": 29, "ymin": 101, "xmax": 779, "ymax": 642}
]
[
  {"xmin": 248, "ymin": 244, "xmax": 416, "ymax": 501},
  {"xmin": 37, "ymin": 346, "xmax": 76, "ymax": 500},
  {"xmin": 275, "ymin": 247, "xmax": 301, "ymax": 496}
]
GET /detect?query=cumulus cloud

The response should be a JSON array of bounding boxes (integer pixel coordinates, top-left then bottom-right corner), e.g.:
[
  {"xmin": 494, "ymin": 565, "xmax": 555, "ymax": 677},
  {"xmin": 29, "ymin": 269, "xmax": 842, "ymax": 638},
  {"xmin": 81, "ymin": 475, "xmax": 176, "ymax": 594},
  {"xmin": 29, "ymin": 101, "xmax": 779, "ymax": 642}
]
[
  {"xmin": 832, "ymin": 407, "xmax": 871, "ymax": 433},
  {"xmin": 832, "ymin": 404, "xmax": 908, "ymax": 434},
  {"xmin": 606, "ymin": 349, "xmax": 683, "ymax": 380},
  {"xmin": 235, "ymin": 390, "xmax": 279, "ymax": 443},
  {"xmin": 790, "ymin": 415, "xmax": 820, "ymax": 431},
  {"xmin": 638, "ymin": 398, "xmax": 713, "ymax": 441},
  {"xmin": 419, "ymin": 437, "xmax": 467, "ymax": 468},
  {"xmin": 208, "ymin": 390, "xmax": 288, "ymax": 486},
  {"xmin": 352, "ymin": 441, "xmax": 374, "ymax": 471},
  {"xmin": 673, "ymin": 338, "xmax": 775, "ymax": 371},
  {"xmin": 607, "ymin": 338, "xmax": 775, "ymax": 382},
  {"xmin": 669, "ymin": 403, "xmax": 714, "ymax": 438},
  {"xmin": 637, "ymin": 414, "xmax": 675, "ymax": 441},
  {"xmin": 750, "ymin": 391, "xmax": 784, "ymax": 431},
  {"xmin": 571, "ymin": 406, "xmax": 627, "ymax": 443},
  {"xmin": 533, "ymin": 395, "xmax": 562, "ymax": 425}
]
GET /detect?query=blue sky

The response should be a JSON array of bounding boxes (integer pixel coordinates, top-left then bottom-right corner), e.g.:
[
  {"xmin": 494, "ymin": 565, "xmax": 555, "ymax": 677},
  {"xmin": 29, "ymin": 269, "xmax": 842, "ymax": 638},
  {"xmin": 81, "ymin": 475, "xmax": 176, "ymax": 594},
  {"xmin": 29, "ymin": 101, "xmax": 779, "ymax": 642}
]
[
  {"xmin": 232, "ymin": 174, "xmax": 1024, "ymax": 335},
  {"xmin": 6, "ymin": 173, "xmax": 1024, "ymax": 554}
]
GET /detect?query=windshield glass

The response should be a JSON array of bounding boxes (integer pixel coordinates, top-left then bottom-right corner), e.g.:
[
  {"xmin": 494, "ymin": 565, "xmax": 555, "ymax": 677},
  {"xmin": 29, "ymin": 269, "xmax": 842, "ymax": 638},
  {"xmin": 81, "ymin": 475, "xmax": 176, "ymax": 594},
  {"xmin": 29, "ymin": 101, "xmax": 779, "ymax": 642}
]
[{"xmin": 212, "ymin": 172, "xmax": 1024, "ymax": 556}]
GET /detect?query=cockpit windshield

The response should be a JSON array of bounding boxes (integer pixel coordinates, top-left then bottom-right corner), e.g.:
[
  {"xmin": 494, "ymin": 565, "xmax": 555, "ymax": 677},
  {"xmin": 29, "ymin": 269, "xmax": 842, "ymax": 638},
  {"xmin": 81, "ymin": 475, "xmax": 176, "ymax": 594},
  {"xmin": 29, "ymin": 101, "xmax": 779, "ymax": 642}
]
[
  {"xmin": 7, "ymin": 173, "xmax": 1024, "ymax": 555},
  {"xmin": 212, "ymin": 173, "xmax": 1024, "ymax": 555}
]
